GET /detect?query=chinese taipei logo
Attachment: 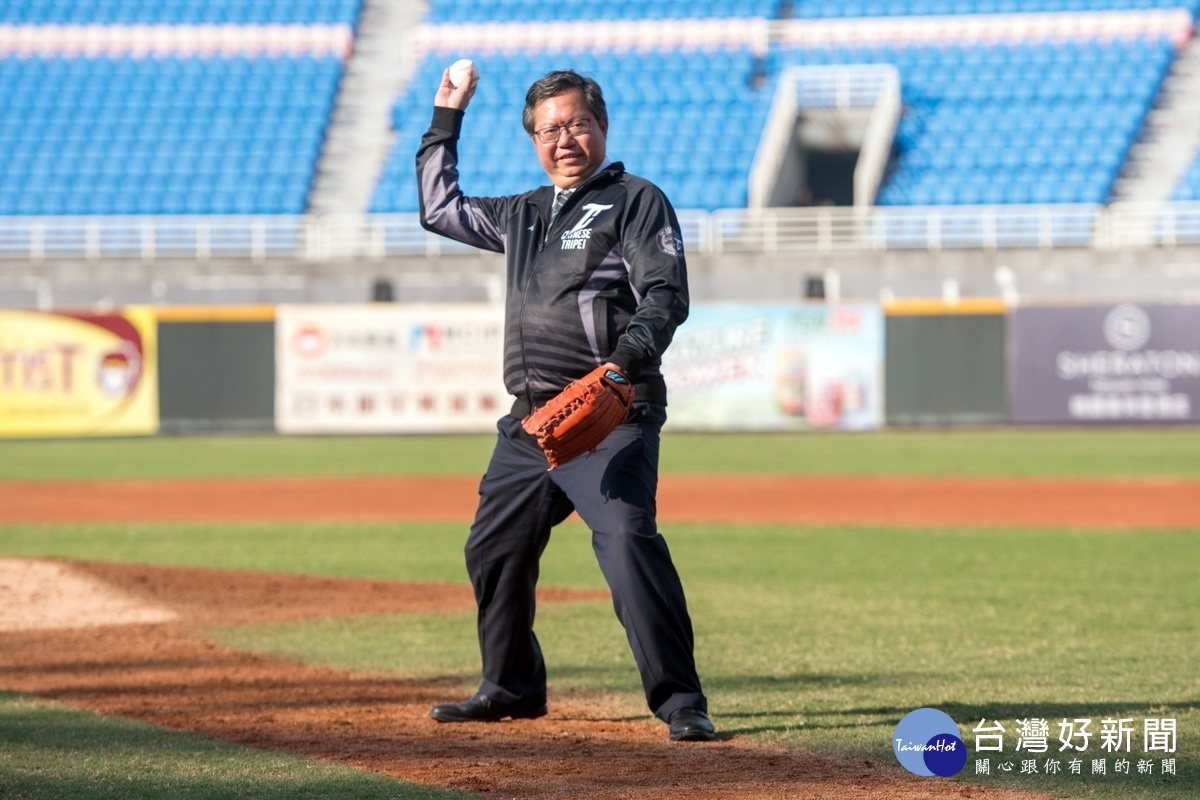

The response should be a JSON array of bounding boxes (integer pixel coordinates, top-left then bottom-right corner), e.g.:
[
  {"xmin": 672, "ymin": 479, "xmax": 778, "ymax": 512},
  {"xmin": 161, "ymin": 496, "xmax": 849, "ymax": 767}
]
[
  {"xmin": 894, "ymin": 708, "xmax": 968, "ymax": 777},
  {"xmin": 559, "ymin": 203, "xmax": 612, "ymax": 250}
]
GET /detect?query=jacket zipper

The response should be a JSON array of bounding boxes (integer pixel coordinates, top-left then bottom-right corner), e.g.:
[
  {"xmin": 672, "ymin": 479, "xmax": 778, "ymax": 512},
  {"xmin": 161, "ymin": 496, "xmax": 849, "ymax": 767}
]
[
  {"xmin": 516, "ymin": 172, "xmax": 606, "ymax": 412},
  {"xmin": 517, "ymin": 241, "xmax": 541, "ymax": 412},
  {"xmin": 518, "ymin": 194, "xmax": 554, "ymax": 412}
]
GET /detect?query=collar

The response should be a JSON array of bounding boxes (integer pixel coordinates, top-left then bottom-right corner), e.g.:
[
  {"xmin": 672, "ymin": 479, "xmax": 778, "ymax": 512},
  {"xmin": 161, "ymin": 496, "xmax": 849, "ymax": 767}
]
[{"xmin": 554, "ymin": 157, "xmax": 613, "ymax": 198}]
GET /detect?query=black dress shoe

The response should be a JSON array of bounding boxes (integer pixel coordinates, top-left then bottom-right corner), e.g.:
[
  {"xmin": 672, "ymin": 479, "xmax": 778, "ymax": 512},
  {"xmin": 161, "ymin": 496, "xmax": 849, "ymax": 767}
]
[
  {"xmin": 429, "ymin": 692, "xmax": 547, "ymax": 723},
  {"xmin": 668, "ymin": 707, "xmax": 717, "ymax": 741}
]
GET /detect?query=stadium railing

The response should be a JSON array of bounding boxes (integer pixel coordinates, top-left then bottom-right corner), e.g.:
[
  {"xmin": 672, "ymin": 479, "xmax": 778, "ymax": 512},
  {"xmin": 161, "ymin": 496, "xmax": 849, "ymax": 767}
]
[{"xmin": 2, "ymin": 203, "xmax": 1199, "ymax": 262}]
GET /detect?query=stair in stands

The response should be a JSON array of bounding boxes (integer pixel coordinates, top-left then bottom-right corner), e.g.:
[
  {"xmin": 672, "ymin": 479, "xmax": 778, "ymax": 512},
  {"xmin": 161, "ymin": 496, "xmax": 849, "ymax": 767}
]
[
  {"xmin": 1111, "ymin": 24, "xmax": 1200, "ymax": 203},
  {"xmin": 308, "ymin": 0, "xmax": 427, "ymax": 215}
]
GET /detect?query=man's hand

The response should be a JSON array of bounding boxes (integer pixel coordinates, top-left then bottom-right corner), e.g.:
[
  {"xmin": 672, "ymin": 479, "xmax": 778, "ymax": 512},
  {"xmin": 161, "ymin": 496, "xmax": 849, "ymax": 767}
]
[{"xmin": 435, "ymin": 67, "xmax": 476, "ymax": 111}]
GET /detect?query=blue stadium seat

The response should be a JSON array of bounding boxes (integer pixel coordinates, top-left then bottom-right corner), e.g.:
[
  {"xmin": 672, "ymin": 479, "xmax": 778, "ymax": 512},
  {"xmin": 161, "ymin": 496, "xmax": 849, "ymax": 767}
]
[
  {"xmin": 785, "ymin": 36, "xmax": 1173, "ymax": 206},
  {"xmin": 1172, "ymin": 151, "xmax": 1200, "ymax": 201},
  {"xmin": 0, "ymin": 0, "xmax": 363, "ymax": 25},
  {"xmin": 372, "ymin": 45, "xmax": 768, "ymax": 212},
  {"xmin": 2, "ymin": 1, "xmax": 1191, "ymax": 216},
  {"xmin": 0, "ymin": 54, "xmax": 341, "ymax": 215},
  {"xmin": 790, "ymin": 0, "xmax": 1200, "ymax": 17}
]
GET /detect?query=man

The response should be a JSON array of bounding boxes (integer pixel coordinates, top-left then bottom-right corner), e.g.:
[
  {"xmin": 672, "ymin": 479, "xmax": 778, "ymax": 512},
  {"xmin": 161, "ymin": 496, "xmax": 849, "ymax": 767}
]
[{"xmin": 416, "ymin": 67, "xmax": 714, "ymax": 742}]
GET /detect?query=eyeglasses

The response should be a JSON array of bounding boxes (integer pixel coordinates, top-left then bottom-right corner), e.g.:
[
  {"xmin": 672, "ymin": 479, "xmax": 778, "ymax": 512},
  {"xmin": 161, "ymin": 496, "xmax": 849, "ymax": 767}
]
[{"xmin": 532, "ymin": 117, "xmax": 592, "ymax": 144}]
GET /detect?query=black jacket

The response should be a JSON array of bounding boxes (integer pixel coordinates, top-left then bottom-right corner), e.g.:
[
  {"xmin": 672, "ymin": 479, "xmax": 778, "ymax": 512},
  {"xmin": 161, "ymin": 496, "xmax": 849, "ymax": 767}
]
[{"xmin": 417, "ymin": 106, "xmax": 689, "ymax": 412}]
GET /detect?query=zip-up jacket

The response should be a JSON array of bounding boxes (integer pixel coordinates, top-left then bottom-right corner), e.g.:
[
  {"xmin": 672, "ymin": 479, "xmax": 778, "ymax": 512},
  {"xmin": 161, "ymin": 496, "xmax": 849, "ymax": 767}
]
[{"xmin": 417, "ymin": 106, "xmax": 689, "ymax": 413}]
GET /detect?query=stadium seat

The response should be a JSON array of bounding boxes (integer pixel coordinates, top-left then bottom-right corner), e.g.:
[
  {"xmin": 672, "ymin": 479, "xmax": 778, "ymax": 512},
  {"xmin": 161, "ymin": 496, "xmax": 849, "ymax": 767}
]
[
  {"xmin": 372, "ymin": 44, "xmax": 769, "ymax": 212},
  {"xmin": 0, "ymin": 0, "xmax": 363, "ymax": 25},
  {"xmin": 0, "ymin": 54, "xmax": 341, "ymax": 215},
  {"xmin": 2, "ymin": 0, "xmax": 1192, "ymax": 218}
]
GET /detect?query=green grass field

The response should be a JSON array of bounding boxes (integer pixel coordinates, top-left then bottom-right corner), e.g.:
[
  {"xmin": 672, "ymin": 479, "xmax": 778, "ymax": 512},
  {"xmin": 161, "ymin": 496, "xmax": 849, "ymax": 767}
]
[
  {"xmin": 1, "ymin": 430, "xmax": 1197, "ymax": 799},
  {"xmin": 4, "ymin": 427, "xmax": 1200, "ymax": 480}
]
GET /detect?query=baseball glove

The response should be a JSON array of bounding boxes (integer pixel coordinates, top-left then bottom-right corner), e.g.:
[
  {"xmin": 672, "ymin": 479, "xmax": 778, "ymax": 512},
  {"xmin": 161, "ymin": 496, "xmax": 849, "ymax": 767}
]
[{"xmin": 522, "ymin": 365, "xmax": 634, "ymax": 469}]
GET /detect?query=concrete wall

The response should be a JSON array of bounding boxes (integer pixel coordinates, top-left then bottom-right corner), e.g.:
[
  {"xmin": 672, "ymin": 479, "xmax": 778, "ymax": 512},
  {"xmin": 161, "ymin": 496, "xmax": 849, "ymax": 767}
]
[{"xmin": 6, "ymin": 241, "xmax": 1197, "ymax": 310}]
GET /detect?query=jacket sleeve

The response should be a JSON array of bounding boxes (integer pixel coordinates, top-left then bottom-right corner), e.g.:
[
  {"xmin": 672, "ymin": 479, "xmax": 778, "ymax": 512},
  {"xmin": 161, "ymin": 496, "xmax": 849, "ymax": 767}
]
[
  {"xmin": 607, "ymin": 183, "xmax": 690, "ymax": 378},
  {"xmin": 416, "ymin": 106, "xmax": 509, "ymax": 253}
]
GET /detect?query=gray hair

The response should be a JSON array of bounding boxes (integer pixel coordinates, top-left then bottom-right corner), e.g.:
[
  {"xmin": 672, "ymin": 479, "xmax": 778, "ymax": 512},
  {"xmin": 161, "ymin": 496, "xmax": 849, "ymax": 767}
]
[{"xmin": 522, "ymin": 70, "xmax": 608, "ymax": 135}]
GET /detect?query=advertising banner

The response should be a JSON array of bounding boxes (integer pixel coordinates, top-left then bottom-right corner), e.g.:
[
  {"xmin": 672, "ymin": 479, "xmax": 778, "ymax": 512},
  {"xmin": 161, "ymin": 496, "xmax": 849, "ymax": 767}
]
[
  {"xmin": 0, "ymin": 307, "xmax": 158, "ymax": 438},
  {"xmin": 1009, "ymin": 303, "xmax": 1200, "ymax": 423},
  {"xmin": 661, "ymin": 302, "xmax": 884, "ymax": 431},
  {"xmin": 276, "ymin": 304, "xmax": 507, "ymax": 433}
]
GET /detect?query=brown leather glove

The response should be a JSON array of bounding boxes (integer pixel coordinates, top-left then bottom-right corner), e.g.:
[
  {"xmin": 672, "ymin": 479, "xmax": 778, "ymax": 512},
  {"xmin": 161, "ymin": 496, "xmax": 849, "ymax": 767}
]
[{"xmin": 521, "ymin": 366, "xmax": 634, "ymax": 469}]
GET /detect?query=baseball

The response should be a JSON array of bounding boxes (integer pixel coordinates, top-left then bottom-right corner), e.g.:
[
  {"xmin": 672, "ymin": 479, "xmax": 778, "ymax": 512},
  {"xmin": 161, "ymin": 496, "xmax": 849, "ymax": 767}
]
[{"xmin": 448, "ymin": 58, "xmax": 479, "ymax": 90}]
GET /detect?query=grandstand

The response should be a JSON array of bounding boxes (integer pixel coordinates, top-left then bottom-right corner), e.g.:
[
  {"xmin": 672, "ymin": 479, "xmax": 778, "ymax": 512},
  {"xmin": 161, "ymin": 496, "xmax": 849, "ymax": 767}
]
[
  {"xmin": 0, "ymin": 53, "xmax": 340, "ymax": 216},
  {"xmin": 1178, "ymin": 155, "xmax": 1200, "ymax": 199},
  {"xmin": 1, "ymin": 0, "xmax": 1200, "ymax": 307}
]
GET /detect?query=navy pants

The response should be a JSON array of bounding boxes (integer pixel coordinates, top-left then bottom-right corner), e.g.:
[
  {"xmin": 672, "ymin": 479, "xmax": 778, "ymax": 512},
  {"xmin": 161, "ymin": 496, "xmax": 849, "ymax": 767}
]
[{"xmin": 466, "ymin": 403, "xmax": 706, "ymax": 722}]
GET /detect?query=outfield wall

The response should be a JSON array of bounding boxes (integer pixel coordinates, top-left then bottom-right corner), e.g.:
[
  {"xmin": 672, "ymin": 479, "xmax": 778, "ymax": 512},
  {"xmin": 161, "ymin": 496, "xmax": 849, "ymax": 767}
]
[
  {"xmin": 155, "ymin": 306, "xmax": 276, "ymax": 434},
  {"xmin": 3, "ymin": 300, "xmax": 1197, "ymax": 437},
  {"xmin": 884, "ymin": 300, "xmax": 1008, "ymax": 427}
]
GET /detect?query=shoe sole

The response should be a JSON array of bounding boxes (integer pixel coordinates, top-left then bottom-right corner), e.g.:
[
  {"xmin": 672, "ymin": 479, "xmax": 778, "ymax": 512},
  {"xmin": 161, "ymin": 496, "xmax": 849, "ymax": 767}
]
[
  {"xmin": 670, "ymin": 728, "xmax": 718, "ymax": 742},
  {"xmin": 430, "ymin": 705, "xmax": 548, "ymax": 723}
]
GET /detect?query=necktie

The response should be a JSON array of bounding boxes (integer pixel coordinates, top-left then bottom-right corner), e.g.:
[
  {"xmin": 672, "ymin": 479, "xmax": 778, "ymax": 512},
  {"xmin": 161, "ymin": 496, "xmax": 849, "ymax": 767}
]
[
  {"xmin": 550, "ymin": 189, "xmax": 573, "ymax": 224},
  {"xmin": 546, "ymin": 189, "xmax": 573, "ymax": 242}
]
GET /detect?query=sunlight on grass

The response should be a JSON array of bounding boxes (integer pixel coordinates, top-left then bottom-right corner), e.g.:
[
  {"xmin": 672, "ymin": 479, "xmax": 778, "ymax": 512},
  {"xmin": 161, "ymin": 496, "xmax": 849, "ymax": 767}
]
[
  {"xmin": 204, "ymin": 522, "xmax": 1199, "ymax": 799},
  {"xmin": 4, "ymin": 428, "xmax": 1200, "ymax": 480},
  {"xmin": 3, "ymin": 426, "xmax": 1198, "ymax": 800},
  {"xmin": 0, "ymin": 693, "xmax": 471, "ymax": 800}
]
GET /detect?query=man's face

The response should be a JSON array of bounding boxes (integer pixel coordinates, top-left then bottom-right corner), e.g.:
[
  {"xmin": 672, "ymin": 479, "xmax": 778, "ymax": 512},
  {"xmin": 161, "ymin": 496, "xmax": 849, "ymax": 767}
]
[{"xmin": 530, "ymin": 89, "xmax": 607, "ymax": 189}]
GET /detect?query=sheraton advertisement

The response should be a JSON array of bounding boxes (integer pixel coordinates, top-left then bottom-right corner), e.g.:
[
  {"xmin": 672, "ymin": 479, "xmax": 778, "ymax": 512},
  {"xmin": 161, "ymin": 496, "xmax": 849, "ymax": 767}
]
[{"xmin": 1009, "ymin": 303, "xmax": 1200, "ymax": 423}]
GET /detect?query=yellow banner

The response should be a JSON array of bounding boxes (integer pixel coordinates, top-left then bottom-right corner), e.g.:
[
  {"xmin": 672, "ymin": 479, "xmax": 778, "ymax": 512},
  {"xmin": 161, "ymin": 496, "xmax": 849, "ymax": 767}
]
[{"xmin": 0, "ymin": 307, "xmax": 159, "ymax": 438}]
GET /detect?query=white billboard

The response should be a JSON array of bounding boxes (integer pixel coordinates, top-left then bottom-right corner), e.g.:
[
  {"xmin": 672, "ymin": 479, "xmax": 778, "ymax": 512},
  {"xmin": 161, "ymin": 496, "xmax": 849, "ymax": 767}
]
[{"xmin": 276, "ymin": 304, "xmax": 506, "ymax": 434}]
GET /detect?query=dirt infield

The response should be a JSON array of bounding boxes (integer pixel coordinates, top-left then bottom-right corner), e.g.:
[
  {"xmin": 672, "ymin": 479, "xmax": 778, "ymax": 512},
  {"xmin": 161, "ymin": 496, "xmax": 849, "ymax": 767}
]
[
  {"xmin": 3, "ymin": 474, "xmax": 1194, "ymax": 798},
  {"xmin": 2, "ymin": 474, "xmax": 1198, "ymax": 528},
  {"xmin": 1, "ymin": 559, "xmax": 1048, "ymax": 800}
]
